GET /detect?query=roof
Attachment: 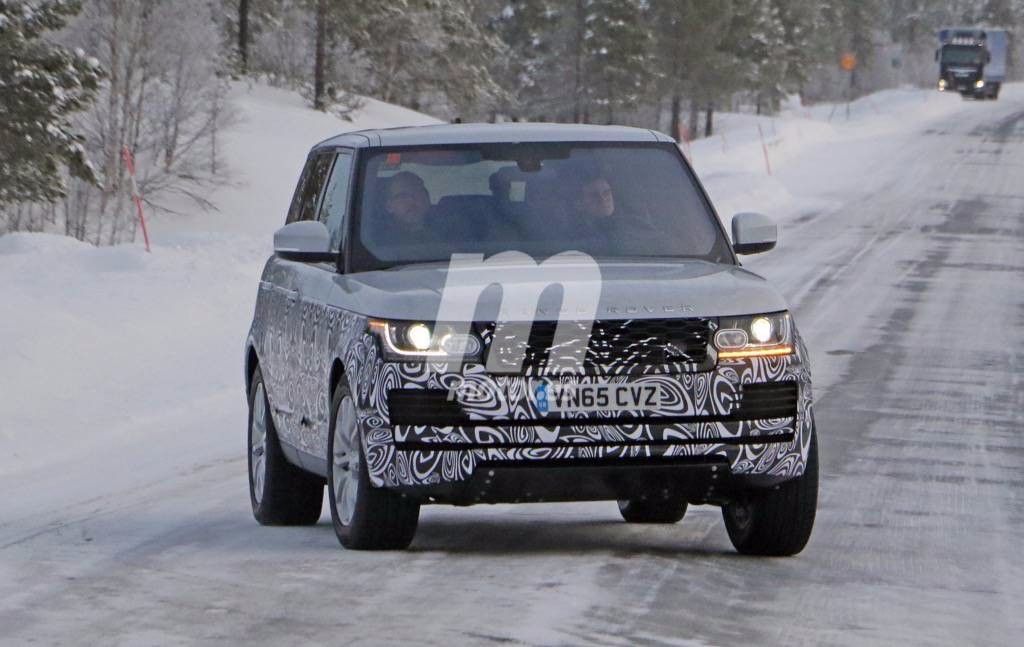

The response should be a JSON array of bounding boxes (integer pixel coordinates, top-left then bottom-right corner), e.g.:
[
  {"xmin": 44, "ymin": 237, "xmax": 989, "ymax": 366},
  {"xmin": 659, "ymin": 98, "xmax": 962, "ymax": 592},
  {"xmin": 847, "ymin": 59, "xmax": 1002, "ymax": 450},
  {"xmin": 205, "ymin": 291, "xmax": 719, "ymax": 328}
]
[{"xmin": 312, "ymin": 123, "xmax": 675, "ymax": 151}]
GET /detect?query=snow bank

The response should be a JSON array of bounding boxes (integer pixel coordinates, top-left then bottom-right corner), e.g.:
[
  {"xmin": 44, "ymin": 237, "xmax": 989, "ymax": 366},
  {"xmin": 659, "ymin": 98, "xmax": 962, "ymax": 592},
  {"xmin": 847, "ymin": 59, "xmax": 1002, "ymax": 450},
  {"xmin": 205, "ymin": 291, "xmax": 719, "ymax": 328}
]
[{"xmin": 682, "ymin": 84, "xmax": 1024, "ymax": 232}]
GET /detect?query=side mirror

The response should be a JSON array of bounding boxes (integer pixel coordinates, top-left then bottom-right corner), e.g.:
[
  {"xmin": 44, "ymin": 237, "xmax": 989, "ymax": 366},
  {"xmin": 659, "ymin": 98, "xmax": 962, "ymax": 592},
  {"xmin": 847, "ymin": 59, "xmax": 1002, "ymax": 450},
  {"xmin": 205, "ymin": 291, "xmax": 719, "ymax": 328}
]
[
  {"xmin": 731, "ymin": 212, "xmax": 777, "ymax": 255},
  {"xmin": 273, "ymin": 221, "xmax": 337, "ymax": 262}
]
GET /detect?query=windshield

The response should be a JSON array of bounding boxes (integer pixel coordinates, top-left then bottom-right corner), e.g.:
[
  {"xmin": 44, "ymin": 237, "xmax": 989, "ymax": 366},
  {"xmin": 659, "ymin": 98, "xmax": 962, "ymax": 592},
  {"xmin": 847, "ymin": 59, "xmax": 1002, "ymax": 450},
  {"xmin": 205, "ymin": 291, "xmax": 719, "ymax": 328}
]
[
  {"xmin": 941, "ymin": 45, "xmax": 984, "ymax": 65},
  {"xmin": 349, "ymin": 143, "xmax": 732, "ymax": 271}
]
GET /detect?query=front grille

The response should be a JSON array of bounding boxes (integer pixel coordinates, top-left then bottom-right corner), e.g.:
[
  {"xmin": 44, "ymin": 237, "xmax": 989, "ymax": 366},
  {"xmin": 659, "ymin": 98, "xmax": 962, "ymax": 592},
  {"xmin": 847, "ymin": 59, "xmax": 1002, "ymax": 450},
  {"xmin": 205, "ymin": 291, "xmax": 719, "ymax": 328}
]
[
  {"xmin": 738, "ymin": 382, "xmax": 799, "ymax": 419},
  {"xmin": 478, "ymin": 318, "xmax": 712, "ymax": 374}
]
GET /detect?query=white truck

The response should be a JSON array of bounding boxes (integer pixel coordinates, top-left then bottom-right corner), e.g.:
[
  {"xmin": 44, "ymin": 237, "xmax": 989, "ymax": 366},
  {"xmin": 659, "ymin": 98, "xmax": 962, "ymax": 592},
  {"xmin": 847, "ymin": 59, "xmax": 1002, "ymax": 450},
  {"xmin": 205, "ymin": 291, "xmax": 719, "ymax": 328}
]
[{"xmin": 937, "ymin": 27, "xmax": 1009, "ymax": 99}]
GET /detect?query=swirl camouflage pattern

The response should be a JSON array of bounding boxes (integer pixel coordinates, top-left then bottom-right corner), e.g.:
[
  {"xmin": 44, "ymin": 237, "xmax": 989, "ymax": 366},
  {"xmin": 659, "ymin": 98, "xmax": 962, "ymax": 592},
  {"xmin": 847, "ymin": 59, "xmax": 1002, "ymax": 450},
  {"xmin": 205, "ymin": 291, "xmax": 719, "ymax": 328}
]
[{"xmin": 248, "ymin": 274, "xmax": 812, "ymax": 490}]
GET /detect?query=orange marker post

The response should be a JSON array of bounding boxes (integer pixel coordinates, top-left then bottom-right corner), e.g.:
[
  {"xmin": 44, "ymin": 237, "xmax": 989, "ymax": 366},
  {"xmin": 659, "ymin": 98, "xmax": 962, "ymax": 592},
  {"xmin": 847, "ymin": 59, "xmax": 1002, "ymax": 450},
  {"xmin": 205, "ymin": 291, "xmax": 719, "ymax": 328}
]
[{"xmin": 121, "ymin": 146, "xmax": 151, "ymax": 253}]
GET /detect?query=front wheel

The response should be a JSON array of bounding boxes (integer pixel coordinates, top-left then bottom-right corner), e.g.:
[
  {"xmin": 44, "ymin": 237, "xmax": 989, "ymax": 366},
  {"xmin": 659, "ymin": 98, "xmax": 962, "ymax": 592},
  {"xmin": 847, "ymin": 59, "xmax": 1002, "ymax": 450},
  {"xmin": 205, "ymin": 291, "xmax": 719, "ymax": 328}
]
[
  {"xmin": 328, "ymin": 380, "xmax": 419, "ymax": 550},
  {"xmin": 722, "ymin": 427, "xmax": 818, "ymax": 556}
]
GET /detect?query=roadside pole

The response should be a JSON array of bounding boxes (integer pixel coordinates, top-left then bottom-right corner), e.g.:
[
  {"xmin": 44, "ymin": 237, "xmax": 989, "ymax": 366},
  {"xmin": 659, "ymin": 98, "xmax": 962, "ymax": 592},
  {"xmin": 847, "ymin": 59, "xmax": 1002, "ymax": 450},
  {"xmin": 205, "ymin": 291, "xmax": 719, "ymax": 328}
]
[
  {"xmin": 677, "ymin": 123, "xmax": 694, "ymax": 165},
  {"xmin": 121, "ymin": 146, "xmax": 151, "ymax": 253},
  {"xmin": 841, "ymin": 52, "xmax": 858, "ymax": 120},
  {"xmin": 757, "ymin": 123, "xmax": 772, "ymax": 175}
]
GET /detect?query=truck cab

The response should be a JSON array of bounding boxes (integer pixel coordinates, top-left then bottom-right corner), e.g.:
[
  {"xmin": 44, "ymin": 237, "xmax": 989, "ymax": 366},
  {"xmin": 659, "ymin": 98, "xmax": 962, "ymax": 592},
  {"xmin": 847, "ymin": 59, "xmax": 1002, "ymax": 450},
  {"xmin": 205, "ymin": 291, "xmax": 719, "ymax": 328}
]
[{"xmin": 937, "ymin": 28, "xmax": 1007, "ymax": 100}]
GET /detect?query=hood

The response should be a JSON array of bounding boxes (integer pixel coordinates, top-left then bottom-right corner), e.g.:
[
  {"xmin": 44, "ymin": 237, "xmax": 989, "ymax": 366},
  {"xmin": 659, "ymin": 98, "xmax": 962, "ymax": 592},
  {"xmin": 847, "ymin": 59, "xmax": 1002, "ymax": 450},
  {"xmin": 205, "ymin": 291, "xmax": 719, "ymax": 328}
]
[{"xmin": 332, "ymin": 258, "xmax": 787, "ymax": 322}]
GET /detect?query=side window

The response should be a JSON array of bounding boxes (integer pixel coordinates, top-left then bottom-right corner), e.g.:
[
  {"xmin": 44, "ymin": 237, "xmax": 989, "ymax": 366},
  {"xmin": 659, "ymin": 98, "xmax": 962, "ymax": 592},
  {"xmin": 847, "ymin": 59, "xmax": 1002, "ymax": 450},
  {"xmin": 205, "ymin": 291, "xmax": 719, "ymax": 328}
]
[
  {"xmin": 318, "ymin": 152, "xmax": 354, "ymax": 251},
  {"xmin": 285, "ymin": 161, "xmax": 313, "ymax": 224},
  {"xmin": 285, "ymin": 153, "xmax": 333, "ymax": 224}
]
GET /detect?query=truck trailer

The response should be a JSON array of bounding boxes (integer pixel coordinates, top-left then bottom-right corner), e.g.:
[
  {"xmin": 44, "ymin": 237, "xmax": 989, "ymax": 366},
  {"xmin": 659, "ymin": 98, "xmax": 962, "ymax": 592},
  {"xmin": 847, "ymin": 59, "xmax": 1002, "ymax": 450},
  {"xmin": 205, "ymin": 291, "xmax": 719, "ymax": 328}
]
[{"xmin": 936, "ymin": 27, "xmax": 1009, "ymax": 99}]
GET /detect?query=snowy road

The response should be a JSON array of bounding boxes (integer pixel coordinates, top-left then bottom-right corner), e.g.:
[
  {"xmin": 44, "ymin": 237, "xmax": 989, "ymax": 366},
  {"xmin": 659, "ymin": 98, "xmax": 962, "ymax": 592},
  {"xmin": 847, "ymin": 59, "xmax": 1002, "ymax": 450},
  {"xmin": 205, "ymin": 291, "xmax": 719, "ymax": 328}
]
[{"xmin": 2, "ymin": 96, "xmax": 1024, "ymax": 645}]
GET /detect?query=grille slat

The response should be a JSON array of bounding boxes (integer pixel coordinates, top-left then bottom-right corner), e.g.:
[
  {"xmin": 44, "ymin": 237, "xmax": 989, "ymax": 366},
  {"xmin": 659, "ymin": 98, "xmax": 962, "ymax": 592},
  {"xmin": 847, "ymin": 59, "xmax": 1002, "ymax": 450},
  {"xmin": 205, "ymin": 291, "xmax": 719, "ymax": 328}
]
[{"xmin": 739, "ymin": 382, "xmax": 799, "ymax": 419}]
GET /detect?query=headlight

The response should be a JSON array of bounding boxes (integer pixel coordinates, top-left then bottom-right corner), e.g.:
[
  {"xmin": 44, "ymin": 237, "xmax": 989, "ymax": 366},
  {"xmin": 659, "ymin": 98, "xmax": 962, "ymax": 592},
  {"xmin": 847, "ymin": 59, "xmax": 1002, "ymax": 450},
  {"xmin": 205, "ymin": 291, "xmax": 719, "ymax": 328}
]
[
  {"xmin": 714, "ymin": 311, "xmax": 793, "ymax": 360},
  {"xmin": 369, "ymin": 319, "xmax": 483, "ymax": 362},
  {"xmin": 975, "ymin": 79, "xmax": 985, "ymax": 88},
  {"xmin": 938, "ymin": 79, "xmax": 947, "ymax": 90}
]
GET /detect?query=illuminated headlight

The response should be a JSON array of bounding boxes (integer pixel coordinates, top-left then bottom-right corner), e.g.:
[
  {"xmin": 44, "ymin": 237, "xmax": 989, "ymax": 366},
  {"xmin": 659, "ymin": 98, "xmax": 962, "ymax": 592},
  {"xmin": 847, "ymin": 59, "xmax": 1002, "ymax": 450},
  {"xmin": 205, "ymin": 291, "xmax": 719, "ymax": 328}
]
[
  {"xmin": 975, "ymin": 79, "xmax": 985, "ymax": 89},
  {"xmin": 938, "ymin": 79, "xmax": 947, "ymax": 90},
  {"xmin": 369, "ymin": 319, "xmax": 483, "ymax": 362},
  {"xmin": 714, "ymin": 312, "xmax": 793, "ymax": 360}
]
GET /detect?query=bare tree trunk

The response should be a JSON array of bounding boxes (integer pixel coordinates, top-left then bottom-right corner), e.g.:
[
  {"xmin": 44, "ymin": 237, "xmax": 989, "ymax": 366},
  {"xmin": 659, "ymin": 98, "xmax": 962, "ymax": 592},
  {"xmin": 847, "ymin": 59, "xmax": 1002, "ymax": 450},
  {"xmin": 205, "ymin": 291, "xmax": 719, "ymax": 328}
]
[
  {"xmin": 572, "ymin": 0, "xmax": 584, "ymax": 123},
  {"xmin": 704, "ymin": 103, "xmax": 714, "ymax": 137},
  {"xmin": 606, "ymin": 75, "xmax": 613, "ymax": 124},
  {"xmin": 379, "ymin": 43, "xmax": 400, "ymax": 103},
  {"xmin": 211, "ymin": 84, "xmax": 221, "ymax": 175},
  {"xmin": 669, "ymin": 94, "xmax": 682, "ymax": 142},
  {"xmin": 238, "ymin": 0, "xmax": 250, "ymax": 74},
  {"xmin": 96, "ymin": 0, "xmax": 124, "ymax": 244},
  {"xmin": 313, "ymin": 0, "xmax": 327, "ymax": 111},
  {"xmin": 688, "ymin": 100, "xmax": 699, "ymax": 141}
]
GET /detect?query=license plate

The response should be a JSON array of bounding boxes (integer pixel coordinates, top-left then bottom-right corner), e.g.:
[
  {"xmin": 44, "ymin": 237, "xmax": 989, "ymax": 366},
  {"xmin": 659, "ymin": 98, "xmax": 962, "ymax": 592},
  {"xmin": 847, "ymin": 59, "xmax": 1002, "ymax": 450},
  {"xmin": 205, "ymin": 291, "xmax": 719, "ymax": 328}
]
[{"xmin": 533, "ymin": 382, "xmax": 663, "ymax": 414}]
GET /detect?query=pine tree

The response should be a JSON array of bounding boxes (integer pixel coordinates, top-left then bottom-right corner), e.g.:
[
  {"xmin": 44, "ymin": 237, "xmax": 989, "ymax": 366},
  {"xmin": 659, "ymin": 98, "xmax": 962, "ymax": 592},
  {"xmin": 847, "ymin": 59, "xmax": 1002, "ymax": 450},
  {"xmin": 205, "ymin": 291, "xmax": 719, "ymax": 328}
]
[
  {"xmin": 584, "ymin": 0, "xmax": 653, "ymax": 124},
  {"xmin": 334, "ymin": 0, "xmax": 505, "ymax": 117},
  {"xmin": 650, "ymin": 0, "xmax": 736, "ymax": 139},
  {"xmin": 492, "ymin": 0, "xmax": 563, "ymax": 120},
  {"xmin": 772, "ymin": 0, "xmax": 825, "ymax": 97},
  {"xmin": 723, "ymin": 0, "xmax": 788, "ymax": 114},
  {"xmin": 0, "ymin": 0, "xmax": 102, "ymax": 206}
]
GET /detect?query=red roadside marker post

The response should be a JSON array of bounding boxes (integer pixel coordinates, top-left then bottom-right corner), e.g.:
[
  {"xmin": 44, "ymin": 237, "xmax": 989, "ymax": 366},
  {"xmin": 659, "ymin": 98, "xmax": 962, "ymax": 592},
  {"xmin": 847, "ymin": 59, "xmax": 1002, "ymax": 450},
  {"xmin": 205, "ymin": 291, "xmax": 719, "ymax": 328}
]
[{"xmin": 121, "ymin": 146, "xmax": 151, "ymax": 253}]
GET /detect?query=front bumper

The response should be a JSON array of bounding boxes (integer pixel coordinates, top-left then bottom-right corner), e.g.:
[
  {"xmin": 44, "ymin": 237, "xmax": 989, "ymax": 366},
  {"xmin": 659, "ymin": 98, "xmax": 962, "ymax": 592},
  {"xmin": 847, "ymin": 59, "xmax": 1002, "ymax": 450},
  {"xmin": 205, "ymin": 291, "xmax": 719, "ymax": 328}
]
[{"xmin": 353, "ymin": 333, "xmax": 814, "ymax": 495}]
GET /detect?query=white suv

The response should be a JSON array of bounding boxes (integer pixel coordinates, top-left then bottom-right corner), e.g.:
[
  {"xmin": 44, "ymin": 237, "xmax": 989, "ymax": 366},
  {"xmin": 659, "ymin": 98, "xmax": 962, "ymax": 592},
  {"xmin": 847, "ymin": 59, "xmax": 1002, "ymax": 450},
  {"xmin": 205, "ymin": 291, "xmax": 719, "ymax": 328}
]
[{"xmin": 244, "ymin": 124, "xmax": 817, "ymax": 554}]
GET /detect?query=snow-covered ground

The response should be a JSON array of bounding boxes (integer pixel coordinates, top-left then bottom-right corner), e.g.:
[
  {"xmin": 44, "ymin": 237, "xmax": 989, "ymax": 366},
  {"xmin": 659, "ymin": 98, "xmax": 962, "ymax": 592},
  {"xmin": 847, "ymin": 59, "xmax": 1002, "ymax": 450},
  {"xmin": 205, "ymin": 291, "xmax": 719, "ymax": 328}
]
[
  {"xmin": 2, "ymin": 82, "xmax": 1022, "ymax": 644},
  {"xmin": 0, "ymin": 84, "xmax": 439, "ymax": 494}
]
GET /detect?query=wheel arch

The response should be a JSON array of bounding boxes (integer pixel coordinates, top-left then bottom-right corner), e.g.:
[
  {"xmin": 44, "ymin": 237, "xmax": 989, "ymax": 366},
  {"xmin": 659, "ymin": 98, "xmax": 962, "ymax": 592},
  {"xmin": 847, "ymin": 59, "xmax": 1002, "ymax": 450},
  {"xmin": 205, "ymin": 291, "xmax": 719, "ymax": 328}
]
[{"xmin": 329, "ymin": 357, "xmax": 346, "ymax": 399}]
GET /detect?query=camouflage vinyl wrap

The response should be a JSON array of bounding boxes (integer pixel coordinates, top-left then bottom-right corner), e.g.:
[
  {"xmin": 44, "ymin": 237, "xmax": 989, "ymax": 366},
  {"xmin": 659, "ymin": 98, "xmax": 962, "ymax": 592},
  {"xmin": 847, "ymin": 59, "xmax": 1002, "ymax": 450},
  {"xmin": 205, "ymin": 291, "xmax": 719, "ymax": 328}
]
[{"xmin": 249, "ymin": 286, "xmax": 813, "ymax": 490}]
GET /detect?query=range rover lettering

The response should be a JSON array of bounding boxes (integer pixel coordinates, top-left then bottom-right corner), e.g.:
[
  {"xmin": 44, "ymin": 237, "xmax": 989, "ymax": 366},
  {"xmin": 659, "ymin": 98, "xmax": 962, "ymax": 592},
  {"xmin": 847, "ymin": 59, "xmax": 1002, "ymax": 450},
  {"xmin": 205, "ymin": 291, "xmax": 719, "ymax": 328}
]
[{"xmin": 244, "ymin": 124, "xmax": 818, "ymax": 555}]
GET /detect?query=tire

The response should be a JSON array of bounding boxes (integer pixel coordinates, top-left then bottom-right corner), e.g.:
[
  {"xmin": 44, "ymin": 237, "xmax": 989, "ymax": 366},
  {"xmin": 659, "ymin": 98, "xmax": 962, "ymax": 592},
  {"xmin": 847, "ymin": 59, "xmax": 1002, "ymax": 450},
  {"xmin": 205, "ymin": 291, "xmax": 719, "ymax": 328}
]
[
  {"xmin": 617, "ymin": 497, "xmax": 688, "ymax": 524},
  {"xmin": 328, "ymin": 380, "xmax": 419, "ymax": 550},
  {"xmin": 722, "ymin": 427, "xmax": 818, "ymax": 556},
  {"xmin": 248, "ymin": 367, "xmax": 324, "ymax": 525}
]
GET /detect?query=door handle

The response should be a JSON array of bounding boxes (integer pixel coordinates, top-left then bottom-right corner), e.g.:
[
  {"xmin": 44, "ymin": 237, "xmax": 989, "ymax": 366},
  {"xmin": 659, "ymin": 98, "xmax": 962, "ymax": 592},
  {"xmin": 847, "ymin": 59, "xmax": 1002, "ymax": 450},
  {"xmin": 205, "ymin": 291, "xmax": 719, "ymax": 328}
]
[{"xmin": 273, "ymin": 286, "xmax": 299, "ymax": 301}]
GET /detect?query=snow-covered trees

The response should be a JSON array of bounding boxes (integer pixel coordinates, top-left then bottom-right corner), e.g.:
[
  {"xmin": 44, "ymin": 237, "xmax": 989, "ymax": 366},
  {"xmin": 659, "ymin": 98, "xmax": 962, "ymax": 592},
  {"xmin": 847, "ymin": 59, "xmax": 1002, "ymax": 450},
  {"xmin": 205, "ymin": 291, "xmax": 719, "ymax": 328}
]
[
  {"xmin": 584, "ymin": 0, "xmax": 652, "ymax": 124},
  {"xmin": 4, "ymin": 0, "xmax": 1024, "ymax": 241},
  {"xmin": 491, "ymin": 0, "xmax": 562, "ymax": 120},
  {"xmin": 0, "ymin": 0, "xmax": 101, "ymax": 207},
  {"xmin": 230, "ymin": 0, "xmax": 504, "ymax": 118},
  {"xmin": 54, "ymin": 0, "xmax": 230, "ymax": 244},
  {"xmin": 341, "ymin": 0, "xmax": 505, "ymax": 116}
]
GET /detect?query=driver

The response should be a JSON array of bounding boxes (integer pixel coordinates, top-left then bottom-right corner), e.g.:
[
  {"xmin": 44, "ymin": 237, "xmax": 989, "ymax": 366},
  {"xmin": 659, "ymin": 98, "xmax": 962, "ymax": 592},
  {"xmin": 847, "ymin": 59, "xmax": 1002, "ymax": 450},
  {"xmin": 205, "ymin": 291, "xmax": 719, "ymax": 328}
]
[
  {"xmin": 384, "ymin": 171, "xmax": 434, "ymax": 230},
  {"xmin": 575, "ymin": 176, "xmax": 616, "ymax": 221}
]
